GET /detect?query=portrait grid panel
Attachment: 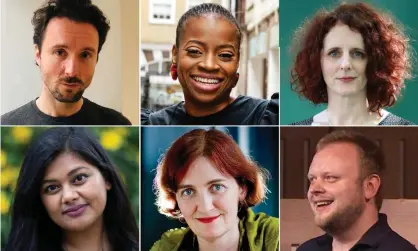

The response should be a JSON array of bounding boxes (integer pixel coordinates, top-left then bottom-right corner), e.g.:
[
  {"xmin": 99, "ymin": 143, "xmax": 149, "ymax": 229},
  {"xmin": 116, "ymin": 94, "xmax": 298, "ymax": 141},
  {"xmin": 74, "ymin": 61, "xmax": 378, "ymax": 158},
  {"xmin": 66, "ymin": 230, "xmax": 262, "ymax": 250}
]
[
  {"xmin": 0, "ymin": 126, "xmax": 140, "ymax": 250},
  {"xmin": 140, "ymin": 126, "xmax": 279, "ymax": 250}
]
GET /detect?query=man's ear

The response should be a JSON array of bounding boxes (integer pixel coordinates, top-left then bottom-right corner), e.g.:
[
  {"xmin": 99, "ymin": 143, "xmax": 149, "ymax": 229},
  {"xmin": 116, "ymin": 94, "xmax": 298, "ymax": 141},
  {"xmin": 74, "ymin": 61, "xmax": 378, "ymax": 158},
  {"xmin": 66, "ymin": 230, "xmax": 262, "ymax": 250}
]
[
  {"xmin": 364, "ymin": 174, "xmax": 380, "ymax": 203},
  {"xmin": 35, "ymin": 44, "xmax": 41, "ymax": 66}
]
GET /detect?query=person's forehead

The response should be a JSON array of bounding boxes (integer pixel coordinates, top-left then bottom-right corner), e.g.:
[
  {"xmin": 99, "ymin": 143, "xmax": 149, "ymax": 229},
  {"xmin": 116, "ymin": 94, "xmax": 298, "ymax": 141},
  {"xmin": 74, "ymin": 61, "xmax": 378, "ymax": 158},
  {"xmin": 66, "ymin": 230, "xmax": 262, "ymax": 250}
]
[
  {"xmin": 309, "ymin": 142, "xmax": 361, "ymax": 175},
  {"xmin": 44, "ymin": 152, "xmax": 93, "ymax": 176},
  {"xmin": 323, "ymin": 23, "xmax": 365, "ymax": 49},
  {"xmin": 181, "ymin": 15, "xmax": 239, "ymax": 43},
  {"xmin": 183, "ymin": 14, "xmax": 234, "ymax": 27},
  {"xmin": 180, "ymin": 157, "xmax": 231, "ymax": 185},
  {"xmin": 42, "ymin": 17, "xmax": 99, "ymax": 47}
]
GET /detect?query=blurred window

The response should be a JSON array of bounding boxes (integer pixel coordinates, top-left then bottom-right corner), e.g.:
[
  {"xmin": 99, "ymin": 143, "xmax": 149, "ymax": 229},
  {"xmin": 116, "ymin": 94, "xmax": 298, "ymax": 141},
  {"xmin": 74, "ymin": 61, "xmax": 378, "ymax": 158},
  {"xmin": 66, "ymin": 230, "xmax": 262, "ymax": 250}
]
[
  {"xmin": 143, "ymin": 50, "xmax": 154, "ymax": 62},
  {"xmin": 149, "ymin": 0, "xmax": 176, "ymax": 24}
]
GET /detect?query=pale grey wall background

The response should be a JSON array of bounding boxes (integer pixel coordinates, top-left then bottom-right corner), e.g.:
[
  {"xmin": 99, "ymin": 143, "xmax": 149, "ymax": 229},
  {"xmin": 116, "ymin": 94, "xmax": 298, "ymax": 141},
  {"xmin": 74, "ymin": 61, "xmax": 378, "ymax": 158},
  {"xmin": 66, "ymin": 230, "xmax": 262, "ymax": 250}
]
[{"xmin": 1, "ymin": 0, "xmax": 124, "ymax": 115}]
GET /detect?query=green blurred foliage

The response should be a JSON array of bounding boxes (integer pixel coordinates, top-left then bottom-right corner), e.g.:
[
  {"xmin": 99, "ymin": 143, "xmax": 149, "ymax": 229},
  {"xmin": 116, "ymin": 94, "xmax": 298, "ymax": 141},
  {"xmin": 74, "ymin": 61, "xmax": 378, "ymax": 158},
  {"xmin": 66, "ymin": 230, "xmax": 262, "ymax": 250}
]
[{"xmin": 0, "ymin": 127, "xmax": 139, "ymax": 248}]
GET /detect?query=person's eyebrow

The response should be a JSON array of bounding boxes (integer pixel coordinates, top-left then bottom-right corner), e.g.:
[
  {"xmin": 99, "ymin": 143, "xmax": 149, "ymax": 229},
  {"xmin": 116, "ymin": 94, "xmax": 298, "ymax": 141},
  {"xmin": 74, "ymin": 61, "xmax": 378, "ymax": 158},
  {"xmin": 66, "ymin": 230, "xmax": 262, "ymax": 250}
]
[
  {"xmin": 50, "ymin": 44, "xmax": 97, "ymax": 53},
  {"xmin": 184, "ymin": 40, "xmax": 236, "ymax": 50},
  {"xmin": 184, "ymin": 40, "xmax": 206, "ymax": 48},
  {"xmin": 324, "ymin": 46, "xmax": 341, "ymax": 51},
  {"xmin": 350, "ymin": 47, "xmax": 365, "ymax": 51},
  {"xmin": 325, "ymin": 46, "xmax": 365, "ymax": 52},
  {"xmin": 42, "ymin": 166, "xmax": 89, "ymax": 184},
  {"xmin": 81, "ymin": 47, "xmax": 97, "ymax": 53},
  {"xmin": 50, "ymin": 44, "xmax": 69, "ymax": 50},
  {"xmin": 177, "ymin": 178, "xmax": 227, "ymax": 190},
  {"xmin": 217, "ymin": 44, "xmax": 236, "ymax": 51}
]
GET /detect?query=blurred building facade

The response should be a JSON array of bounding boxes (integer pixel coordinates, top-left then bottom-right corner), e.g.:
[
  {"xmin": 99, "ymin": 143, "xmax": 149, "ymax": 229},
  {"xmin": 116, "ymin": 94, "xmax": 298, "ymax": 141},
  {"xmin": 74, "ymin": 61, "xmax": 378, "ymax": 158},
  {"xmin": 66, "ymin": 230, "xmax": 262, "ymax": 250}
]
[
  {"xmin": 236, "ymin": 0, "xmax": 279, "ymax": 100},
  {"xmin": 140, "ymin": 0, "xmax": 279, "ymax": 110}
]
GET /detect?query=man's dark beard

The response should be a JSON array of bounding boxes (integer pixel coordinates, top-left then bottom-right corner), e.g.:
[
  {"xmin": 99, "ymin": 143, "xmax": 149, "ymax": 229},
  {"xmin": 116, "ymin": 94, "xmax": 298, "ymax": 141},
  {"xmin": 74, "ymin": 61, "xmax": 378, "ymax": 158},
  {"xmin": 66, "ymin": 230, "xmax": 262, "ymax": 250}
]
[
  {"xmin": 52, "ymin": 89, "xmax": 84, "ymax": 103},
  {"xmin": 50, "ymin": 77, "xmax": 85, "ymax": 103}
]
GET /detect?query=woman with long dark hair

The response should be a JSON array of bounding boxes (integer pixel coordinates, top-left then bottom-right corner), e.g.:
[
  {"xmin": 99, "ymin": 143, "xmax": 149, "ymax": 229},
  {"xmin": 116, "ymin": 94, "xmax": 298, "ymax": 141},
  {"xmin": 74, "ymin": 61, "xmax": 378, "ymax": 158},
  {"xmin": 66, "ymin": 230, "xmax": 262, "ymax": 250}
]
[{"xmin": 5, "ymin": 127, "xmax": 138, "ymax": 251}]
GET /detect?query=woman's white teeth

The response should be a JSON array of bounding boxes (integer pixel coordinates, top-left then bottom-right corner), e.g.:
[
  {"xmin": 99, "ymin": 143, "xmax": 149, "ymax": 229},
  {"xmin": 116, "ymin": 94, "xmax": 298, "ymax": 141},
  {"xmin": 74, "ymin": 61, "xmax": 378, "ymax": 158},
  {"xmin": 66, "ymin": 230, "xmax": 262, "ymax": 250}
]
[{"xmin": 194, "ymin": 77, "xmax": 220, "ymax": 84}]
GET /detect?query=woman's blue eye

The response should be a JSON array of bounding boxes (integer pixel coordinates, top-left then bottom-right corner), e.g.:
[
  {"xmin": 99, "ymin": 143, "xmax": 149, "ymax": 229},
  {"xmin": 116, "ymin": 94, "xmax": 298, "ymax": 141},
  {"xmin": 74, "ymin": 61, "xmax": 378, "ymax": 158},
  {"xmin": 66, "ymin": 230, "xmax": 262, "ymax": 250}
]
[
  {"xmin": 352, "ymin": 51, "xmax": 364, "ymax": 58},
  {"xmin": 182, "ymin": 189, "xmax": 194, "ymax": 196},
  {"xmin": 329, "ymin": 50, "xmax": 339, "ymax": 57},
  {"xmin": 211, "ymin": 184, "xmax": 225, "ymax": 193}
]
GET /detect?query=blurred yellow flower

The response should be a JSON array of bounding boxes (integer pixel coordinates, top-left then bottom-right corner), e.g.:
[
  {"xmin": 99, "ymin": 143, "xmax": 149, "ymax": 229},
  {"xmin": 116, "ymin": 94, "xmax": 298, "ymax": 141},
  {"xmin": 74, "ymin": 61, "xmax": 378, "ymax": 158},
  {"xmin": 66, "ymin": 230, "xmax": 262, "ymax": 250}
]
[
  {"xmin": 113, "ymin": 127, "xmax": 129, "ymax": 137},
  {"xmin": 12, "ymin": 127, "xmax": 33, "ymax": 144},
  {"xmin": 1, "ymin": 167, "xmax": 20, "ymax": 188},
  {"xmin": 1, "ymin": 191, "xmax": 11, "ymax": 214},
  {"xmin": 0, "ymin": 150, "xmax": 6, "ymax": 168},
  {"xmin": 101, "ymin": 130, "xmax": 123, "ymax": 151}
]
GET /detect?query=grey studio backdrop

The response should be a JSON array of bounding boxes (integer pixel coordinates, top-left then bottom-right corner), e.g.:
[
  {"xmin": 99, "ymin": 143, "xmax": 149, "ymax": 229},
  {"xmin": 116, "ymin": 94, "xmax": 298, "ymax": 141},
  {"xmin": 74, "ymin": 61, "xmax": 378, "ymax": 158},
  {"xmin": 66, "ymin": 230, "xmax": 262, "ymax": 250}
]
[{"xmin": 141, "ymin": 127, "xmax": 279, "ymax": 250}]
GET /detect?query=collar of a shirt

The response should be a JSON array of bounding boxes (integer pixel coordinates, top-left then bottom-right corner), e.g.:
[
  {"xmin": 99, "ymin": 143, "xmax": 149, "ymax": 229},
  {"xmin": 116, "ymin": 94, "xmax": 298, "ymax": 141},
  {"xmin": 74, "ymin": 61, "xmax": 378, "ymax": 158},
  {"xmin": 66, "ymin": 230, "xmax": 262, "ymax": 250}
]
[{"xmin": 316, "ymin": 213, "xmax": 391, "ymax": 249}]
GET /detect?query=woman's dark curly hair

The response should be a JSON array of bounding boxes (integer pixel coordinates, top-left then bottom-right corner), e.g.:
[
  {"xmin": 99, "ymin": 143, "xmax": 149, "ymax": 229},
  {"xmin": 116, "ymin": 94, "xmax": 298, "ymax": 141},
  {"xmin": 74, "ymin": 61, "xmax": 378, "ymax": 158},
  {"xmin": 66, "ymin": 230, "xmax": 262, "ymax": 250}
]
[{"xmin": 290, "ymin": 2, "xmax": 412, "ymax": 113}]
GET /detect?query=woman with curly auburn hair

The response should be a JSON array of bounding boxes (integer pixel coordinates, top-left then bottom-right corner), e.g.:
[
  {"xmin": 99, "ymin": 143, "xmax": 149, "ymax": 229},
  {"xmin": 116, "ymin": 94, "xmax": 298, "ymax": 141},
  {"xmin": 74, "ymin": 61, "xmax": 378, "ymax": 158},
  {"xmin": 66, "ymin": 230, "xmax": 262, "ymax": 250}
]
[
  {"xmin": 290, "ymin": 2, "xmax": 413, "ymax": 125},
  {"xmin": 151, "ymin": 129, "xmax": 279, "ymax": 251}
]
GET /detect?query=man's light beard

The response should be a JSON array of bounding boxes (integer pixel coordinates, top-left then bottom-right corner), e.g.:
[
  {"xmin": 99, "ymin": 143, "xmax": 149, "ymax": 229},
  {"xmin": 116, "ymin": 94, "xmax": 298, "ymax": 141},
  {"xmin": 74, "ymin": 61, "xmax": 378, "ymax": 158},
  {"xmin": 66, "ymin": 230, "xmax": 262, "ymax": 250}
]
[{"xmin": 314, "ymin": 189, "xmax": 365, "ymax": 236}]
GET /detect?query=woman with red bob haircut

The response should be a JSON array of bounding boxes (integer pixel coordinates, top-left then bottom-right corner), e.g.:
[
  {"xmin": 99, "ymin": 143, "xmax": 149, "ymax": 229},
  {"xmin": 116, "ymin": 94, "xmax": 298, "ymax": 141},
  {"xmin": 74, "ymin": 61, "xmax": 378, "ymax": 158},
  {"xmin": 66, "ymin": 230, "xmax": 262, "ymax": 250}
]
[
  {"xmin": 290, "ymin": 2, "xmax": 413, "ymax": 125},
  {"xmin": 151, "ymin": 129, "xmax": 279, "ymax": 251}
]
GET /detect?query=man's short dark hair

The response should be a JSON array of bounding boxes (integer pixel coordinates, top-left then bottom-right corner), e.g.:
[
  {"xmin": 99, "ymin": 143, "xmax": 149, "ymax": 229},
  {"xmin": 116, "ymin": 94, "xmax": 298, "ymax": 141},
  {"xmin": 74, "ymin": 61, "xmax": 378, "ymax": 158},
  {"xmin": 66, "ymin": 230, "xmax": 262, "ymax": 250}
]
[{"xmin": 32, "ymin": 0, "xmax": 110, "ymax": 54}]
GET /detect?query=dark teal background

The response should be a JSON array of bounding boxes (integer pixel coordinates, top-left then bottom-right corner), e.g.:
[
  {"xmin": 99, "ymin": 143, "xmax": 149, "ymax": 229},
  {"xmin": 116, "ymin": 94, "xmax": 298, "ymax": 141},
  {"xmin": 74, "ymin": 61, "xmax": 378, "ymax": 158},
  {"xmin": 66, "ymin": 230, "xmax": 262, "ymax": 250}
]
[{"xmin": 280, "ymin": 0, "xmax": 418, "ymax": 125}]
